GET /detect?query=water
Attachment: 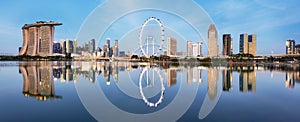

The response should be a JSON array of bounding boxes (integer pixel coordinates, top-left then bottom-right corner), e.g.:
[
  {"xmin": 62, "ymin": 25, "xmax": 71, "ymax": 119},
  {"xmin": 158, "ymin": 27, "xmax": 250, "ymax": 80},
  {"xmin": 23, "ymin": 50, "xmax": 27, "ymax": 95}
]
[{"xmin": 0, "ymin": 61, "xmax": 299, "ymax": 122}]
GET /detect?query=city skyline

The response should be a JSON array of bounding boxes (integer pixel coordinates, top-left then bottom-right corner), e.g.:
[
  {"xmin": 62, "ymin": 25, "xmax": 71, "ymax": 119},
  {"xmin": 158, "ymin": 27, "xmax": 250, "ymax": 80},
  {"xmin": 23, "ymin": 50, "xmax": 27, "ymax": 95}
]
[{"xmin": 0, "ymin": 0, "xmax": 300, "ymax": 55}]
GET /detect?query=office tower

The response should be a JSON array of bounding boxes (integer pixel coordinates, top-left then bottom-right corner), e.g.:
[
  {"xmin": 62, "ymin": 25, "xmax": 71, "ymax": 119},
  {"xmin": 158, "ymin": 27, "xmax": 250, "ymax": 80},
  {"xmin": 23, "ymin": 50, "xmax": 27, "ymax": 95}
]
[
  {"xmin": 89, "ymin": 39, "xmax": 95, "ymax": 53},
  {"xmin": 295, "ymin": 44, "xmax": 300, "ymax": 54},
  {"xmin": 222, "ymin": 70, "xmax": 232, "ymax": 91},
  {"xmin": 60, "ymin": 40, "xmax": 65, "ymax": 54},
  {"xmin": 192, "ymin": 42, "xmax": 202, "ymax": 57},
  {"xmin": 239, "ymin": 71, "xmax": 256, "ymax": 92},
  {"xmin": 113, "ymin": 40, "xmax": 119, "ymax": 57},
  {"xmin": 198, "ymin": 42, "xmax": 203, "ymax": 57},
  {"xmin": 187, "ymin": 41, "xmax": 193, "ymax": 56},
  {"xmin": 167, "ymin": 37, "xmax": 177, "ymax": 56},
  {"xmin": 208, "ymin": 24, "xmax": 219, "ymax": 57},
  {"xmin": 19, "ymin": 21, "xmax": 62, "ymax": 56},
  {"xmin": 223, "ymin": 34, "xmax": 232, "ymax": 56},
  {"xmin": 73, "ymin": 39, "xmax": 78, "ymax": 54},
  {"xmin": 239, "ymin": 34, "xmax": 257, "ymax": 56},
  {"xmin": 66, "ymin": 40, "xmax": 74, "ymax": 54},
  {"xmin": 192, "ymin": 44, "xmax": 199, "ymax": 57},
  {"xmin": 167, "ymin": 69, "xmax": 177, "ymax": 87},
  {"xmin": 286, "ymin": 40, "xmax": 296, "ymax": 54},
  {"xmin": 53, "ymin": 42, "xmax": 62, "ymax": 54},
  {"xmin": 103, "ymin": 44, "xmax": 108, "ymax": 57},
  {"xmin": 106, "ymin": 38, "xmax": 111, "ymax": 56}
]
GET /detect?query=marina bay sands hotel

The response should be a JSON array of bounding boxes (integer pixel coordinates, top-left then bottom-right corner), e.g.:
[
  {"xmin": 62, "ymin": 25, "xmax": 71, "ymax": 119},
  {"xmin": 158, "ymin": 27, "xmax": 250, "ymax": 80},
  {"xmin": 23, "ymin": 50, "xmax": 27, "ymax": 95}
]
[{"xmin": 19, "ymin": 21, "xmax": 62, "ymax": 56}]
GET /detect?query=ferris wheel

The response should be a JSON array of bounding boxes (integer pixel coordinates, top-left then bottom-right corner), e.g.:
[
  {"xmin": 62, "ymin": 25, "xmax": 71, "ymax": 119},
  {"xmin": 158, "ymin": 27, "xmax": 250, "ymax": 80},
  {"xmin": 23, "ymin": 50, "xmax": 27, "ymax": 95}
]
[{"xmin": 139, "ymin": 17, "xmax": 165, "ymax": 57}]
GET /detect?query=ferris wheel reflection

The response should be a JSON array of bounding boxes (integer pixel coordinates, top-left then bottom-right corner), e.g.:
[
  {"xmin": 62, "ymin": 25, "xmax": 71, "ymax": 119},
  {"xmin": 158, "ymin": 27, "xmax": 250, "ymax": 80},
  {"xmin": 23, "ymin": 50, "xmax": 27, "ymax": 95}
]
[{"xmin": 139, "ymin": 68, "xmax": 165, "ymax": 107}]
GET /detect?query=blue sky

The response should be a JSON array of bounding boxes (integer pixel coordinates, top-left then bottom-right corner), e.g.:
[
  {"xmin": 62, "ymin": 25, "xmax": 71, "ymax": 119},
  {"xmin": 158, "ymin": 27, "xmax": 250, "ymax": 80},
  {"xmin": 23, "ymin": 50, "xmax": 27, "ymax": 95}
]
[{"xmin": 0, "ymin": 0, "xmax": 300, "ymax": 55}]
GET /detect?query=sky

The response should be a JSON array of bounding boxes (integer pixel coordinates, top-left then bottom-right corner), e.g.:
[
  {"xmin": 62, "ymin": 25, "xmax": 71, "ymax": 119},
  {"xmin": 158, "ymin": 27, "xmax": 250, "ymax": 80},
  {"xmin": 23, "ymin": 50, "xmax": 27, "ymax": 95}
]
[{"xmin": 0, "ymin": 0, "xmax": 300, "ymax": 55}]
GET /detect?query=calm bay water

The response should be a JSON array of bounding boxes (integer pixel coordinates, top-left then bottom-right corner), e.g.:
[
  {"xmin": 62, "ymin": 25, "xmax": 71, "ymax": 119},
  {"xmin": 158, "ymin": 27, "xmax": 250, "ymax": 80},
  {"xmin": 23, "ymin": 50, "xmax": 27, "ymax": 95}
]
[{"xmin": 0, "ymin": 61, "xmax": 299, "ymax": 122}]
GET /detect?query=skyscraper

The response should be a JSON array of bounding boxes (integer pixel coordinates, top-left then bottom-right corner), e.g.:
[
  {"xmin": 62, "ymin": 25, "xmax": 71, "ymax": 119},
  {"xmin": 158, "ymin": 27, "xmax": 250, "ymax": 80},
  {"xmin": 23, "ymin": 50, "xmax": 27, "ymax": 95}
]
[
  {"xmin": 286, "ymin": 40, "xmax": 296, "ymax": 54},
  {"xmin": 223, "ymin": 34, "xmax": 232, "ymax": 56},
  {"xmin": 208, "ymin": 24, "xmax": 219, "ymax": 57},
  {"xmin": 73, "ymin": 39, "xmax": 78, "ymax": 54},
  {"xmin": 89, "ymin": 39, "xmax": 95, "ymax": 53},
  {"xmin": 106, "ymin": 38, "xmax": 111, "ymax": 56},
  {"xmin": 198, "ymin": 42, "xmax": 203, "ymax": 57},
  {"xmin": 167, "ymin": 37, "xmax": 177, "ymax": 56},
  {"xmin": 19, "ymin": 21, "xmax": 62, "ymax": 56},
  {"xmin": 113, "ymin": 40, "xmax": 119, "ymax": 57},
  {"xmin": 187, "ymin": 41, "xmax": 193, "ymax": 56},
  {"xmin": 53, "ymin": 42, "xmax": 62, "ymax": 54},
  {"xmin": 192, "ymin": 42, "xmax": 202, "ymax": 57},
  {"xmin": 65, "ymin": 40, "xmax": 74, "ymax": 54},
  {"xmin": 239, "ymin": 34, "xmax": 256, "ymax": 56},
  {"xmin": 295, "ymin": 44, "xmax": 300, "ymax": 54}
]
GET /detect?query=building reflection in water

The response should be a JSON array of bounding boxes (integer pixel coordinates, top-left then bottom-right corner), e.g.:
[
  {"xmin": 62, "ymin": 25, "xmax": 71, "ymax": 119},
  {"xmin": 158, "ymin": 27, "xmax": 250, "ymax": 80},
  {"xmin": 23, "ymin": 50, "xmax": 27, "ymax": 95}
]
[
  {"xmin": 167, "ymin": 69, "xmax": 177, "ymax": 87},
  {"xmin": 208, "ymin": 69, "xmax": 218, "ymax": 100},
  {"xmin": 187, "ymin": 67, "xmax": 202, "ymax": 84},
  {"xmin": 18, "ymin": 61, "xmax": 300, "ymax": 101},
  {"xmin": 286, "ymin": 72, "xmax": 300, "ymax": 88},
  {"xmin": 239, "ymin": 67, "xmax": 256, "ymax": 93},
  {"xmin": 19, "ymin": 62, "xmax": 62, "ymax": 101},
  {"xmin": 222, "ymin": 70, "xmax": 232, "ymax": 92}
]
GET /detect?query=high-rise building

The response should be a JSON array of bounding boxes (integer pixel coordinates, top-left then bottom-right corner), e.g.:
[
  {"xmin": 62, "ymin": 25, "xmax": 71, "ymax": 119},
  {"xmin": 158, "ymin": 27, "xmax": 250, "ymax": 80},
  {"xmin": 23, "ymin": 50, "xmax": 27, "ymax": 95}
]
[
  {"xmin": 208, "ymin": 24, "xmax": 219, "ymax": 57},
  {"xmin": 19, "ymin": 21, "xmax": 62, "ymax": 56},
  {"xmin": 198, "ymin": 42, "xmax": 203, "ymax": 57},
  {"xmin": 239, "ymin": 34, "xmax": 256, "ymax": 56},
  {"xmin": 192, "ymin": 42, "xmax": 202, "ymax": 57},
  {"xmin": 89, "ymin": 39, "xmax": 95, "ymax": 53},
  {"xmin": 103, "ymin": 44, "xmax": 108, "ymax": 57},
  {"xmin": 106, "ymin": 38, "xmax": 111, "ymax": 56},
  {"xmin": 73, "ymin": 39, "xmax": 78, "ymax": 54},
  {"xmin": 113, "ymin": 40, "xmax": 119, "ymax": 57},
  {"xmin": 286, "ymin": 40, "xmax": 296, "ymax": 54},
  {"xmin": 295, "ymin": 44, "xmax": 300, "ymax": 54},
  {"xmin": 167, "ymin": 37, "xmax": 177, "ymax": 56},
  {"xmin": 187, "ymin": 41, "xmax": 193, "ymax": 56},
  {"xmin": 66, "ymin": 40, "xmax": 74, "ymax": 54},
  {"xmin": 223, "ymin": 34, "xmax": 232, "ymax": 56},
  {"xmin": 192, "ymin": 44, "xmax": 199, "ymax": 57},
  {"xmin": 53, "ymin": 42, "xmax": 62, "ymax": 54}
]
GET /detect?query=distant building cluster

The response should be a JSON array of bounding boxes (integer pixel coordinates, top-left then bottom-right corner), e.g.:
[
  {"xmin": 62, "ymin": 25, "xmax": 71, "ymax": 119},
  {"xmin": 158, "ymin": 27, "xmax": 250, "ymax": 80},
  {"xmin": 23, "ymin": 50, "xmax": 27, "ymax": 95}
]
[
  {"xmin": 52, "ymin": 38, "xmax": 121, "ymax": 58},
  {"xmin": 165, "ymin": 24, "xmax": 258, "ymax": 58},
  {"xmin": 286, "ymin": 40, "xmax": 300, "ymax": 55}
]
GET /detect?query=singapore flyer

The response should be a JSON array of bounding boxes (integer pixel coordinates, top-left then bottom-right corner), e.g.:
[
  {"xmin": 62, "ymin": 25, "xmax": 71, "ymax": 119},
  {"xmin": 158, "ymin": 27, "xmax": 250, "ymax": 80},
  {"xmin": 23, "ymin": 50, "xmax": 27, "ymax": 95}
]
[{"xmin": 139, "ymin": 17, "xmax": 165, "ymax": 57}]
